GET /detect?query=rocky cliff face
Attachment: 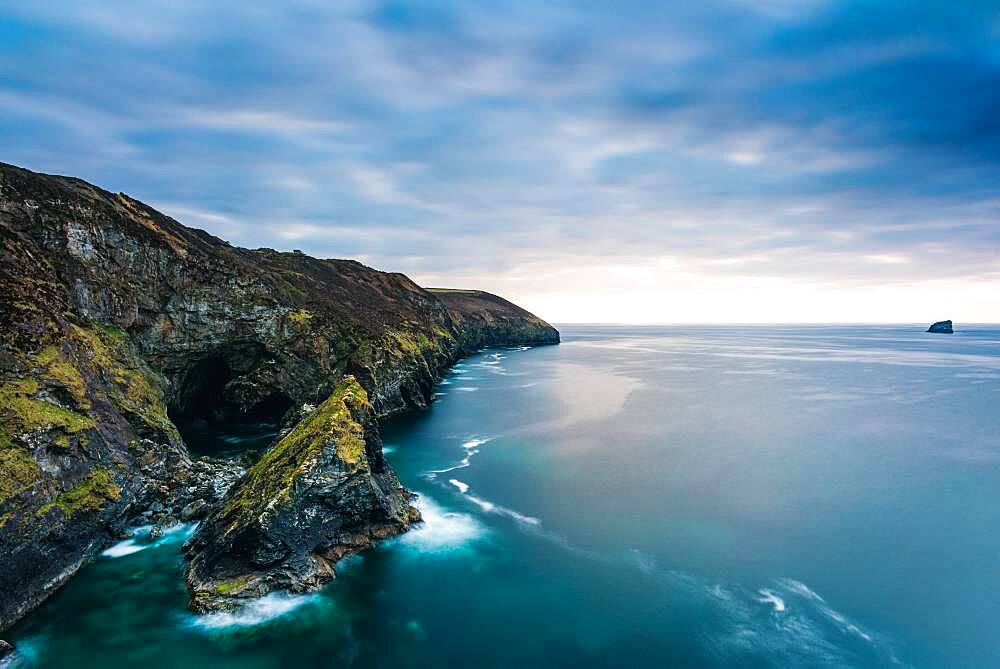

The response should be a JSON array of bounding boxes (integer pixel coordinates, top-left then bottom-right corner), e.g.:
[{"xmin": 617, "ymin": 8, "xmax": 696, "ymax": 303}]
[
  {"xmin": 184, "ymin": 377, "xmax": 419, "ymax": 612},
  {"xmin": 0, "ymin": 162, "xmax": 558, "ymax": 629},
  {"xmin": 429, "ymin": 288, "xmax": 560, "ymax": 349}
]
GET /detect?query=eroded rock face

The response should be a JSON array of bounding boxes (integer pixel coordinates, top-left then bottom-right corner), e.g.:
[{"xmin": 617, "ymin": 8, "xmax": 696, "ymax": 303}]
[
  {"xmin": 429, "ymin": 289, "xmax": 561, "ymax": 349},
  {"xmin": 0, "ymin": 161, "xmax": 558, "ymax": 630},
  {"xmin": 927, "ymin": 320, "xmax": 954, "ymax": 333},
  {"xmin": 183, "ymin": 377, "xmax": 418, "ymax": 612}
]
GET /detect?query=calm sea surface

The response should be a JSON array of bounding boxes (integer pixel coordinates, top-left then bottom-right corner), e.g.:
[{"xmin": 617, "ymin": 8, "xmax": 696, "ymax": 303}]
[{"xmin": 6, "ymin": 325, "xmax": 1000, "ymax": 668}]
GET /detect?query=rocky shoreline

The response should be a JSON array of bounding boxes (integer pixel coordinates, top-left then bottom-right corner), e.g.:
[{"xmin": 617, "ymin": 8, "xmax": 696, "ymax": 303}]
[{"xmin": 0, "ymin": 161, "xmax": 558, "ymax": 630}]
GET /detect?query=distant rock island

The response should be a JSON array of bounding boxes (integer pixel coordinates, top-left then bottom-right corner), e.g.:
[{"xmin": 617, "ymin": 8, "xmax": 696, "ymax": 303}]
[
  {"xmin": 927, "ymin": 320, "xmax": 954, "ymax": 334},
  {"xmin": 0, "ymin": 161, "xmax": 558, "ymax": 627}
]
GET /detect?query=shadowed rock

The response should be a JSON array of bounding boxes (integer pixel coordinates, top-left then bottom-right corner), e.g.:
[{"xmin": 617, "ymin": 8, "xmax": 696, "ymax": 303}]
[{"xmin": 927, "ymin": 320, "xmax": 953, "ymax": 333}]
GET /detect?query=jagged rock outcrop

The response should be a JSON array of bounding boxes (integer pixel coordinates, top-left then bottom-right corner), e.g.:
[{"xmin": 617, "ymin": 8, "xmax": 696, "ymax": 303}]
[
  {"xmin": 184, "ymin": 377, "xmax": 418, "ymax": 612},
  {"xmin": 0, "ymin": 161, "xmax": 558, "ymax": 630},
  {"xmin": 927, "ymin": 320, "xmax": 953, "ymax": 334}
]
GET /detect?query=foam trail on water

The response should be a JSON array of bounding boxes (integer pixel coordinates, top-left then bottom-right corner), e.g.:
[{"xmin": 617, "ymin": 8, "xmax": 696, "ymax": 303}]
[
  {"xmin": 448, "ymin": 479, "xmax": 469, "ymax": 493},
  {"xmin": 102, "ymin": 523, "xmax": 196, "ymax": 558},
  {"xmin": 779, "ymin": 579, "xmax": 876, "ymax": 643},
  {"xmin": 757, "ymin": 589, "xmax": 786, "ymax": 612},
  {"xmin": 186, "ymin": 592, "xmax": 320, "ymax": 631},
  {"xmin": 425, "ymin": 460, "xmax": 469, "ymax": 478},
  {"xmin": 424, "ymin": 436, "xmax": 492, "ymax": 479},
  {"xmin": 465, "ymin": 494, "xmax": 542, "ymax": 526},
  {"xmin": 102, "ymin": 538, "xmax": 146, "ymax": 558}
]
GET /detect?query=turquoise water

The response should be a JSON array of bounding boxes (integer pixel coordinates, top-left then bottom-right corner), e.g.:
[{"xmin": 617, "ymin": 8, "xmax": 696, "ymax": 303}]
[{"xmin": 6, "ymin": 325, "xmax": 1000, "ymax": 667}]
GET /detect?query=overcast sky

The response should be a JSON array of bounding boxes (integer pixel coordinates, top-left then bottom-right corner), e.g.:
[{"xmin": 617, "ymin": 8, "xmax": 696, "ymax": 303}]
[{"xmin": 2, "ymin": 1, "xmax": 998, "ymax": 322}]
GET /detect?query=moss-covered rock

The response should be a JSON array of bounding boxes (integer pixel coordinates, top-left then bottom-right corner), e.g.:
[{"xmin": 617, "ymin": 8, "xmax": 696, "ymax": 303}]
[
  {"xmin": 37, "ymin": 468, "xmax": 121, "ymax": 519},
  {"xmin": 0, "ymin": 448, "xmax": 40, "ymax": 507},
  {"xmin": 184, "ymin": 376, "xmax": 419, "ymax": 612}
]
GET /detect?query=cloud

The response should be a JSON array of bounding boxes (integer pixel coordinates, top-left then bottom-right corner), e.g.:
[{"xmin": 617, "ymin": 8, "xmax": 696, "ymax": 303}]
[{"xmin": 1, "ymin": 0, "xmax": 998, "ymax": 320}]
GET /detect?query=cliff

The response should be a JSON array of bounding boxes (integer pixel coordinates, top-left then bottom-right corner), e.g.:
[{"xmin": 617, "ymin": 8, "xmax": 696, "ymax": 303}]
[
  {"xmin": 428, "ymin": 288, "xmax": 559, "ymax": 349},
  {"xmin": 0, "ymin": 161, "xmax": 558, "ymax": 628},
  {"xmin": 184, "ymin": 377, "xmax": 419, "ymax": 612}
]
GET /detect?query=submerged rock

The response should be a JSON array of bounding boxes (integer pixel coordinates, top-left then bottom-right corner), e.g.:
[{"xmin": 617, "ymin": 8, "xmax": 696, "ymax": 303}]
[
  {"xmin": 927, "ymin": 320, "xmax": 954, "ymax": 333},
  {"xmin": 0, "ymin": 639, "xmax": 13, "ymax": 659},
  {"xmin": 183, "ymin": 376, "xmax": 418, "ymax": 612}
]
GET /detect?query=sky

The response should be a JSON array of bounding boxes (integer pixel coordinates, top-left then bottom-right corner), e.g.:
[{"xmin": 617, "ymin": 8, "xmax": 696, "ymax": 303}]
[{"xmin": 1, "ymin": 1, "xmax": 998, "ymax": 323}]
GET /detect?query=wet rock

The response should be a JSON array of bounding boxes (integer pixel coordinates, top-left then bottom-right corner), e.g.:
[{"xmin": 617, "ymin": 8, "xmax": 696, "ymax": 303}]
[
  {"xmin": 150, "ymin": 514, "xmax": 178, "ymax": 538},
  {"xmin": 0, "ymin": 640, "xmax": 14, "ymax": 659},
  {"xmin": 183, "ymin": 377, "xmax": 419, "ymax": 612},
  {"xmin": 181, "ymin": 499, "xmax": 208, "ymax": 521}
]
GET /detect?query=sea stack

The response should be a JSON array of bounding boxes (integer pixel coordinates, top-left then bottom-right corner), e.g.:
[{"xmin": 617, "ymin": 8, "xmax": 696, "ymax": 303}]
[{"xmin": 927, "ymin": 320, "xmax": 954, "ymax": 333}]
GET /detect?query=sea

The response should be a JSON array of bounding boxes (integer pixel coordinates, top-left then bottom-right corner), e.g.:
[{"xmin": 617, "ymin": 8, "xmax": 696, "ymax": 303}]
[{"xmin": 5, "ymin": 325, "xmax": 1000, "ymax": 668}]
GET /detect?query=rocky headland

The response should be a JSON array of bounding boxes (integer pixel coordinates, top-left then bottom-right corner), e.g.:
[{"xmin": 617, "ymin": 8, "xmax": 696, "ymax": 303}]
[
  {"xmin": 926, "ymin": 320, "xmax": 954, "ymax": 334},
  {"xmin": 0, "ymin": 161, "xmax": 558, "ymax": 627}
]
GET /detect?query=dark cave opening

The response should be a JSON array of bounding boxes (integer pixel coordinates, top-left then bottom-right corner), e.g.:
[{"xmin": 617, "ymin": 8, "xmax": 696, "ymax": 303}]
[{"xmin": 169, "ymin": 354, "xmax": 293, "ymax": 458}]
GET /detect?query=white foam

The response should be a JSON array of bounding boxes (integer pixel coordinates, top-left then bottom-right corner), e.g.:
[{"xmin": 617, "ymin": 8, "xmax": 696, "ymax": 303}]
[
  {"xmin": 777, "ymin": 579, "xmax": 877, "ymax": 643},
  {"xmin": 187, "ymin": 592, "xmax": 320, "ymax": 631},
  {"xmin": 425, "ymin": 437, "xmax": 492, "ymax": 479},
  {"xmin": 382, "ymin": 445, "xmax": 396, "ymax": 454},
  {"xmin": 102, "ymin": 538, "xmax": 147, "ymax": 558},
  {"xmin": 466, "ymin": 494, "xmax": 541, "ymax": 526},
  {"xmin": 455, "ymin": 387, "xmax": 478, "ymax": 392},
  {"xmin": 779, "ymin": 578, "xmax": 824, "ymax": 602},
  {"xmin": 448, "ymin": 479, "xmax": 469, "ymax": 493},
  {"xmin": 102, "ymin": 523, "xmax": 196, "ymax": 558},
  {"xmin": 425, "ymin": 453, "xmax": 473, "ymax": 478},
  {"xmin": 398, "ymin": 495, "xmax": 484, "ymax": 551},
  {"xmin": 757, "ymin": 589, "xmax": 786, "ymax": 612}
]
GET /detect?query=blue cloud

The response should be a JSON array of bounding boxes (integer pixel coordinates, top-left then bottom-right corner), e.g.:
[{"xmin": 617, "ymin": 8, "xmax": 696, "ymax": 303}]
[{"xmin": 0, "ymin": 0, "xmax": 997, "ymax": 291}]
